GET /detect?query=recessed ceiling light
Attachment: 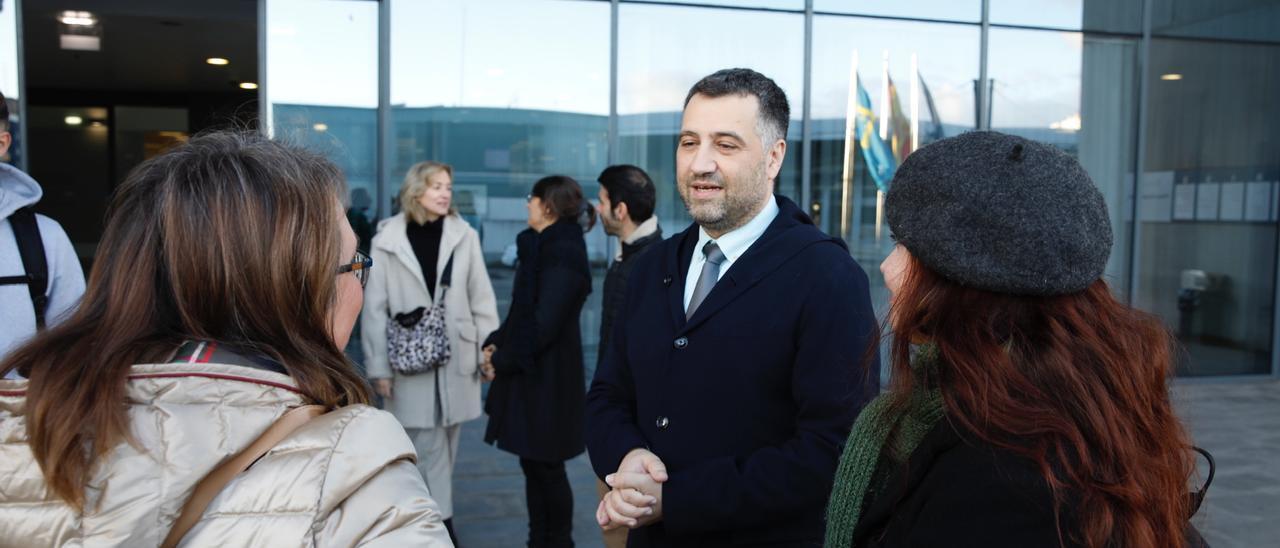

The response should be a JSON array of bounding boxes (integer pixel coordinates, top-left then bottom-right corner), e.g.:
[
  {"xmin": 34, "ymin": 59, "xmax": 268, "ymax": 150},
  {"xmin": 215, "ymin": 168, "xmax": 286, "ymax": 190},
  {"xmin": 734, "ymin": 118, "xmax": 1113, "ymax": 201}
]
[
  {"xmin": 65, "ymin": 115, "xmax": 83, "ymax": 126},
  {"xmin": 313, "ymin": 123, "xmax": 328, "ymax": 132},
  {"xmin": 1161, "ymin": 73, "xmax": 1183, "ymax": 81},
  {"xmin": 206, "ymin": 57, "xmax": 229, "ymax": 66},
  {"xmin": 58, "ymin": 11, "xmax": 97, "ymax": 27},
  {"xmin": 239, "ymin": 82, "xmax": 259, "ymax": 90}
]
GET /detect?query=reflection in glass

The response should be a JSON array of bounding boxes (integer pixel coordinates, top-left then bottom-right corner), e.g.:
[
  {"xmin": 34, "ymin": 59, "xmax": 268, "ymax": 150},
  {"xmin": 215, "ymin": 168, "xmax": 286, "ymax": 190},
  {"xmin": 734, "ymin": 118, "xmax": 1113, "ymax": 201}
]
[
  {"xmin": 814, "ymin": 0, "xmax": 978, "ymax": 23},
  {"xmin": 266, "ymin": 0, "xmax": 378, "ymax": 218},
  {"xmin": 810, "ymin": 16, "xmax": 978, "ymax": 273},
  {"xmin": 1, "ymin": 0, "xmax": 21, "ymax": 167},
  {"xmin": 625, "ymin": 0, "xmax": 801, "ymax": 10},
  {"xmin": 389, "ymin": 0, "xmax": 611, "ymax": 367},
  {"xmin": 1152, "ymin": 0, "xmax": 1280, "ymax": 43},
  {"xmin": 617, "ymin": 3, "xmax": 804, "ymax": 231},
  {"xmin": 390, "ymin": 0, "xmax": 609, "ymax": 261},
  {"xmin": 1136, "ymin": 37, "xmax": 1280, "ymax": 376},
  {"xmin": 990, "ymin": 28, "xmax": 1138, "ymax": 297},
  {"xmin": 990, "ymin": 0, "xmax": 1142, "ymax": 33}
]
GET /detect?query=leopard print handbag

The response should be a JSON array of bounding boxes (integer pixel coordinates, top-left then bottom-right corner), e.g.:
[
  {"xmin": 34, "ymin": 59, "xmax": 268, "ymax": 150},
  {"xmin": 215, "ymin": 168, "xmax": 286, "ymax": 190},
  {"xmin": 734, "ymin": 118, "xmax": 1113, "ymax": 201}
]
[{"xmin": 387, "ymin": 254, "xmax": 455, "ymax": 375}]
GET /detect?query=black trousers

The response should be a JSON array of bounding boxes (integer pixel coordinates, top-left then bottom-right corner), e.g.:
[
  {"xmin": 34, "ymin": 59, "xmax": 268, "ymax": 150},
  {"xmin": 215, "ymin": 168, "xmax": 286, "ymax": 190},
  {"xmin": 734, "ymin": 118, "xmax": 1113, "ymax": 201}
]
[{"xmin": 519, "ymin": 458, "xmax": 574, "ymax": 548}]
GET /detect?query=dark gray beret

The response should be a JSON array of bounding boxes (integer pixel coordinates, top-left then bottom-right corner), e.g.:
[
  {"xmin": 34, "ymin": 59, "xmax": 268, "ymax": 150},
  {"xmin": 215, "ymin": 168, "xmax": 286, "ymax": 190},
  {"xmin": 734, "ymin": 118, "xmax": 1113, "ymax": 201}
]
[{"xmin": 885, "ymin": 131, "xmax": 1113, "ymax": 296}]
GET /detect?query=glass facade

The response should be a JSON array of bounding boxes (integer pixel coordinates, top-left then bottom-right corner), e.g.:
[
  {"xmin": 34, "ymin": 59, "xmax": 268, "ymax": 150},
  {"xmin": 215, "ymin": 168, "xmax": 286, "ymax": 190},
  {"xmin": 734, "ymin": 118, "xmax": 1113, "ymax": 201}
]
[
  {"xmin": 1, "ymin": 0, "xmax": 21, "ymax": 169},
  {"xmin": 250, "ymin": 0, "xmax": 1278, "ymax": 379}
]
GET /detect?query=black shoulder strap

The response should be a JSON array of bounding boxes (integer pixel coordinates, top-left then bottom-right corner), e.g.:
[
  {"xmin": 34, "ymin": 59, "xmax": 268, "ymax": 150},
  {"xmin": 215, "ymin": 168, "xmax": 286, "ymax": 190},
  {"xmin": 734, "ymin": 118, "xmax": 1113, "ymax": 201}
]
[
  {"xmin": 7, "ymin": 207, "xmax": 50, "ymax": 328},
  {"xmin": 441, "ymin": 251, "xmax": 456, "ymax": 289}
]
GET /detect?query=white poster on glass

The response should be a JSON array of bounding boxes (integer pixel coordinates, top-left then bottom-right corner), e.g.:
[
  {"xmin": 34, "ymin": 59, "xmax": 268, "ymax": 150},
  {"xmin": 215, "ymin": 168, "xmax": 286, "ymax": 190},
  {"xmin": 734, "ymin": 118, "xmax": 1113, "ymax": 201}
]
[
  {"xmin": 1219, "ymin": 182, "xmax": 1245, "ymax": 221},
  {"xmin": 1196, "ymin": 182, "xmax": 1220, "ymax": 221},
  {"xmin": 1246, "ymin": 180, "xmax": 1271, "ymax": 222},
  {"xmin": 1139, "ymin": 171, "xmax": 1174, "ymax": 222},
  {"xmin": 1173, "ymin": 183, "xmax": 1197, "ymax": 221}
]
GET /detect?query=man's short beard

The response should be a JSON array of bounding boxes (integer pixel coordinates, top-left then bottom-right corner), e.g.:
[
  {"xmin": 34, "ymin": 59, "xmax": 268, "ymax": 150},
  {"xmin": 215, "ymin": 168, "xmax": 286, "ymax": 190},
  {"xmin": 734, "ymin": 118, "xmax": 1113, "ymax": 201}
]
[{"xmin": 680, "ymin": 159, "xmax": 771, "ymax": 234}]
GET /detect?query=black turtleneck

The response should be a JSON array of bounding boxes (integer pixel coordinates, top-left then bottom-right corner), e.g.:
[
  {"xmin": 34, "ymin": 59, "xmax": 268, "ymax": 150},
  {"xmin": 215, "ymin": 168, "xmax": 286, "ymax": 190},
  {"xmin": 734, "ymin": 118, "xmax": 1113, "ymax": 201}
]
[{"xmin": 406, "ymin": 216, "xmax": 444, "ymax": 297}]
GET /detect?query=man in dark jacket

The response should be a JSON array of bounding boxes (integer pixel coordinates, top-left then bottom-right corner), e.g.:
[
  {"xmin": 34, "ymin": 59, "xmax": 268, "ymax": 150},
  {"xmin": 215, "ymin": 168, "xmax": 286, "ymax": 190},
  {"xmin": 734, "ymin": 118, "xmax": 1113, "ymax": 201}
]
[
  {"xmin": 596, "ymin": 164, "xmax": 663, "ymax": 368},
  {"xmin": 585, "ymin": 69, "xmax": 880, "ymax": 547},
  {"xmin": 593, "ymin": 164, "xmax": 662, "ymax": 548}
]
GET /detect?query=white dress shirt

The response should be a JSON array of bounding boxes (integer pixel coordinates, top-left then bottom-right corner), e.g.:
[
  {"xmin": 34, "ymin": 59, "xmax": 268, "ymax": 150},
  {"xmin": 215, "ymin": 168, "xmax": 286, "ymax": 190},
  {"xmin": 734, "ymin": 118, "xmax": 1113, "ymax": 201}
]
[{"xmin": 683, "ymin": 196, "xmax": 780, "ymax": 312}]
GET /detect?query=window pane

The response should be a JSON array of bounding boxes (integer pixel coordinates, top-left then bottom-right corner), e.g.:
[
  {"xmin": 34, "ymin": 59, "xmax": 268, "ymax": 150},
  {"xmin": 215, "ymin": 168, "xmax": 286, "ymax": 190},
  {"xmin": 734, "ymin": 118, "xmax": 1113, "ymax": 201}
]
[
  {"xmin": 625, "ymin": 0, "xmax": 802, "ymax": 10},
  {"xmin": 266, "ymin": 0, "xmax": 378, "ymax": 223},
  {"xmin": 1153, "ymin": 0, "xmax": 1280, "ymax": 43},
  {"xmin": 814, "ymin": 0, "xmax": 979, "ymax": 23},
  {"xmin": 617, "ymin": 3, "xmax": 804, "ymax": 231},
  {"xmin": 390, "ymin": 0, "xmax": 610, "ymax": 370},
  {"xmin": 809, "ymin": 16, "xmax": 979, "ymax": 333},
  {"xmin": 990, "ymin": 0, "xmax": 1142, "ymax": 33},
  {"xmin": 1136, "ymin": 37, "xmax": 1280, "ymax": 376},
  {"xmin": 1, "ymin": 0, "xmax": 21, "ymax": 167},
  {"xmin": 989, "ymin": 28, "xmax": 1138, "ymax": 299}
]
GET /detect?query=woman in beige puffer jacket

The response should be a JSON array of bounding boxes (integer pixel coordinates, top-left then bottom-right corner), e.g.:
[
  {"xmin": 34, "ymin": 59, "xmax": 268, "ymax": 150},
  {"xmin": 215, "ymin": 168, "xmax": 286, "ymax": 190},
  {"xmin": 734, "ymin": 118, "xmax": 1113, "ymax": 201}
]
[{"xmin": 0, "ymin": 131, "xmax": 452, "ymax": 547}]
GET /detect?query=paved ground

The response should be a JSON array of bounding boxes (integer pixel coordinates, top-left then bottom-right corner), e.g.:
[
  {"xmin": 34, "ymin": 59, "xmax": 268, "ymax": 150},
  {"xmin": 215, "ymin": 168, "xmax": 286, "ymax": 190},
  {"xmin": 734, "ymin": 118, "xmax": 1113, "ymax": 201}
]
[
  {"xmin": 445, "ymin": 379, "xmax": 1279, "ymax": 548},
  {"xmin": 1174, "ymin": 380, "xmax": 1280, "ymax": 547}
]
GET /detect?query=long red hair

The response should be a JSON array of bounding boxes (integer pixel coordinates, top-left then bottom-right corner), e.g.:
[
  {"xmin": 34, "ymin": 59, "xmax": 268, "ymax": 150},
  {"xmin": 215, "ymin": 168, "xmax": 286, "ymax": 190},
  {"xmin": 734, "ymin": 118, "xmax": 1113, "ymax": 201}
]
[{"xmin": 886, "ymin": 252, "xmax": 1194, "ymax": 547}]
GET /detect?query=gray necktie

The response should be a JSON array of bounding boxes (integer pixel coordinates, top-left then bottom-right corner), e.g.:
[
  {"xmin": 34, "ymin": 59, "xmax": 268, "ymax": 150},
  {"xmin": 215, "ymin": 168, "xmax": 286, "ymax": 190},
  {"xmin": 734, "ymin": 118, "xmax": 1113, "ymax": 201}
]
[{"xmin": 686, "ymin": 241, "xmax": 727, "ymax": 320}]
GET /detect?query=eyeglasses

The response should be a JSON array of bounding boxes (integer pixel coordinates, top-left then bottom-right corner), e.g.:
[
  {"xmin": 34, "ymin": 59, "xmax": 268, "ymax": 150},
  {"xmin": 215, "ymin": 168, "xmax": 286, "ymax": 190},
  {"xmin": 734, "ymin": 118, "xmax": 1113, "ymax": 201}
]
[
  {"xmin": 338, "ymin": 250, "xmax": 373, "ymax": 288},
  {"xmin": 525, "ymin": 193, "xmax": 534, "ymax": 203}
]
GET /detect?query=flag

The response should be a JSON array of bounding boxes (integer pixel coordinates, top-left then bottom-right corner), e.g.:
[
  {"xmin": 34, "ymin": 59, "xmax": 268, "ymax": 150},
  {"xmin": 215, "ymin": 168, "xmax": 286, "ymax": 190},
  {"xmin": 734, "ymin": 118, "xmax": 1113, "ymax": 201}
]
[
  {"xmin": 886, "ymin": 75, "xmax": 913, "ymax": 162},
  {"xmin": 919, "ymin": 74, "xmax": 945, "ymax": 142},
  {"xmin": 853, "ymin": 77, "xmax": 896, "ymax": 192}
]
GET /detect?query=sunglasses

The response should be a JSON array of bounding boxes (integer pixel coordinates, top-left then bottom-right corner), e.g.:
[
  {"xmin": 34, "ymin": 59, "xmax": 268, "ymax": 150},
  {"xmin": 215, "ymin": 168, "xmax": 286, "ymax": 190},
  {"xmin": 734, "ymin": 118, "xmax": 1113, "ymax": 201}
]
[{"xmin": 338, "ymin": 250, "xmax": 373, "ymax": 288}]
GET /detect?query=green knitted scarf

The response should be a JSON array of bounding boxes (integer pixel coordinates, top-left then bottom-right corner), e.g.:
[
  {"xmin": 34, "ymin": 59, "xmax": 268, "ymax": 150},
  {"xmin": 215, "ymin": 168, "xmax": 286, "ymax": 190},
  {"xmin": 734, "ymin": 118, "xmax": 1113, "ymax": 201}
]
[{"xmin": 824, "ymin": 346, "xmax": 946, "ymax": 548}]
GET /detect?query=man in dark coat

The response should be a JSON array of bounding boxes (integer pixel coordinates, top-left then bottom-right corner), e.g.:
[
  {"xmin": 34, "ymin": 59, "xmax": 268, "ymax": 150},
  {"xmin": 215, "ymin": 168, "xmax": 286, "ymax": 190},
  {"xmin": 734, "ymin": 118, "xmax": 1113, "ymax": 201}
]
[
  {"xmin": 596, "ymin": 164, "xmax": 663, "ymax": 369},
  {"xmin": 585, "ymin": 69, "xmax": 880, "ymax": 547},
  {"xmin": 593, "ymin": 164, "xmax": 663, "ymax": 548}
]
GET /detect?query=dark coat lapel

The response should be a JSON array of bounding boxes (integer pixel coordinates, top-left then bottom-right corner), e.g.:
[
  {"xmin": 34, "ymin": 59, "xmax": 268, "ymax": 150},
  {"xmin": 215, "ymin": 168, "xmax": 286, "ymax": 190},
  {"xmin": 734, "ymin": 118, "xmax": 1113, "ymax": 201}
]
[
  {"xmin": 676, "ymin": 196, "xmax": 836, "ymax": 335},
  {"xmin": 662, "ymin": 226, "xmax": 698, "ymax": 330}
]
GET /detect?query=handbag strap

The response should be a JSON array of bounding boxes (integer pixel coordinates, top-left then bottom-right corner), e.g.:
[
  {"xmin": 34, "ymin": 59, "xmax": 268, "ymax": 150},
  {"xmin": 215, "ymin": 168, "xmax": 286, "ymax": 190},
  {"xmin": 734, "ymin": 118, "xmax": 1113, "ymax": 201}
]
[
  {"xmin": 161, "ymin": 404, "xmax": 326, "ymax": 548},
  {"xmin": 439, "ymin": 252, "xmax": 456, "ymax": 291}
]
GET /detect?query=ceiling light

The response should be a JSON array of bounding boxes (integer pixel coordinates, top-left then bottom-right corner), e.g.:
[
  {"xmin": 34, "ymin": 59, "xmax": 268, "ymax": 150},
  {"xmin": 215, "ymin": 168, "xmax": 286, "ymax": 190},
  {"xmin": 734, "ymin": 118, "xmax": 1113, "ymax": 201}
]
[
  {"xmin": 65, "ymin": 115, "xmax": 83, "ymax": 126},
  {"xmin": 58, "ymin": 11, "xmax": 97, "ymax": 27},
  {"xmin": 239, "ymin": 82, "xmax": 259, "ymax": 90},
  {"xmin": 1161, "ymin": 73, "xmax": 1183, "ymax": 81},
  {"xmin": 313, "ymin": 123, "xmax": 328, "ymax": 132},
  {"xmin": 206, "ymin": 57, "xmax": 229, "ymax": 66}
]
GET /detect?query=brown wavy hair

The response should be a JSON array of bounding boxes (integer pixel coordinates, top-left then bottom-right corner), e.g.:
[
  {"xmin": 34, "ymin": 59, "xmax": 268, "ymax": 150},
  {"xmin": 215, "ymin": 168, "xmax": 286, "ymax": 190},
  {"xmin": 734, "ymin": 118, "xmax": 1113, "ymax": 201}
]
[
  {"xmin": 0, "ymin": 131, "xmax": 371, "ymax": 510},
  {"xmin": 885, "ymin": 252, "xmax": 1194, "ymax": 547}
]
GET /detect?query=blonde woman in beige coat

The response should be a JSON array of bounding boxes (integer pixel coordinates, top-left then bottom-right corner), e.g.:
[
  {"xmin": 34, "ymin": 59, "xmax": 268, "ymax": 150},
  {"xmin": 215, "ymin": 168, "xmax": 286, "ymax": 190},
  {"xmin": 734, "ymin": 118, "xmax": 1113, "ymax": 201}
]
[
  {"xmin": 0, "ymin": 132, "xmax": 451, "ymax": 547},
  {"xmin": 362, "ymin": 161, "xmax": 500, "ymax": 544}
]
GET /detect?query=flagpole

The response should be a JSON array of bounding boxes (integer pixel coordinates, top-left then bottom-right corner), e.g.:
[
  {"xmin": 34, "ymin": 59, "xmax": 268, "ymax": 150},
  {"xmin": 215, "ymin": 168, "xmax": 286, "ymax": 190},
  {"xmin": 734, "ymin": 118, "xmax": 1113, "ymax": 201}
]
[
  {"xmin": 911, "ymin": 53, "xmax": 920, "ymax": 153},
  {"xmin": 879, "ymin": 50, "xmax": 889, "ymax": 140},
  {"xmin": 841, "ymin": 50, "xmax": 859, "ymax": 245},
  {"xmin": 876, "ymin": 50, "xmax": 889, "ymax": 243}
]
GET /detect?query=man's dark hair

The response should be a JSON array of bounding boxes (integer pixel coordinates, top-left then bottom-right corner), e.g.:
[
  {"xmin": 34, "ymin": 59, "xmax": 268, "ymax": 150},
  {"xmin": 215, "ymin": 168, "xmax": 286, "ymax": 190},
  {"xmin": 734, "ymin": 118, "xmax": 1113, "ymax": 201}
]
[
  {"xmin": 597, "ymin": 164, "xmax": 656, "ymax": 223},
  {"xmin": 0, "ymin": 90, "xmax": 9, "ymax": 132},
  {"xmin": 683, "ymin": 68, "xmax": 790, "ymax": 146}
]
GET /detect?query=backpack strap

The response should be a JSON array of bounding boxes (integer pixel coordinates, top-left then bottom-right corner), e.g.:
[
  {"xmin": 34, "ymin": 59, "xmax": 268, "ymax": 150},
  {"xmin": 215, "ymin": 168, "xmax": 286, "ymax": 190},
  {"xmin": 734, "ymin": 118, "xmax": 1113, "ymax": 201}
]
[
  {"xmin": 3, "ymin": 207, "xmax": 49, "ymax": 329},
  {"xmin": 161, "ymin": 404, "xmax": 326, "ymax": 548}
]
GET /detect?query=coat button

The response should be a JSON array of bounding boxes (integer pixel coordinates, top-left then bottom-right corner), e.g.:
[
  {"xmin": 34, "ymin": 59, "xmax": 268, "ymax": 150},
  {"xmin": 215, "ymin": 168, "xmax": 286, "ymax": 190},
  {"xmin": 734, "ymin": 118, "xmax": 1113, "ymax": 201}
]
[
  {"xmin": 663, "ymin": 276, "xmax": 673, "ymax": 286},
  {"xmin": 673, "ymin": 337, "xmax": 688, "ymax": 349},
  {"xmin": 656, "ymin": 416, "xmax": 669, "ymax": 430}
]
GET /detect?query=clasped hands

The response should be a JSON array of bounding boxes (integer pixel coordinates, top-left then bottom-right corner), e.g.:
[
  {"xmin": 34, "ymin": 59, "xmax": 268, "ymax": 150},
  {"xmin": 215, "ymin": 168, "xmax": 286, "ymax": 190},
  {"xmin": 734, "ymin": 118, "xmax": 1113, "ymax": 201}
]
[
  {"xmin": 597, "ymin": 448, "xmax": 668, "ymax": 531},
  {"xmin": 481, "ymin": 345, "xmax": 497, "ymax": 381}
]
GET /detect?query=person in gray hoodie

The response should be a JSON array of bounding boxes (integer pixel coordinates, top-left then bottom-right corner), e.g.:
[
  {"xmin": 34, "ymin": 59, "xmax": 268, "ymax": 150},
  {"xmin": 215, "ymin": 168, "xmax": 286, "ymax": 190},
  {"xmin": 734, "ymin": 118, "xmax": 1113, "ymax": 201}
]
[{"xmin": 0, "ymin": 91, "xmax": 85, "ymax": 372}]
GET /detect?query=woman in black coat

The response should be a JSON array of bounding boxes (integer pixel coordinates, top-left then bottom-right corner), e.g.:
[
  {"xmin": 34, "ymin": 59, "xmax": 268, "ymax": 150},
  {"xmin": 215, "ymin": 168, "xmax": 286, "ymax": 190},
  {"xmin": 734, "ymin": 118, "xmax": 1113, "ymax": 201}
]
[
  {"xmin": 482, "ymin": 175, "xmax": 595, "ymax": 548},
  {"xmin": 825, "ymin": 133, "xmax": 1208, "ymax": 548}
]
